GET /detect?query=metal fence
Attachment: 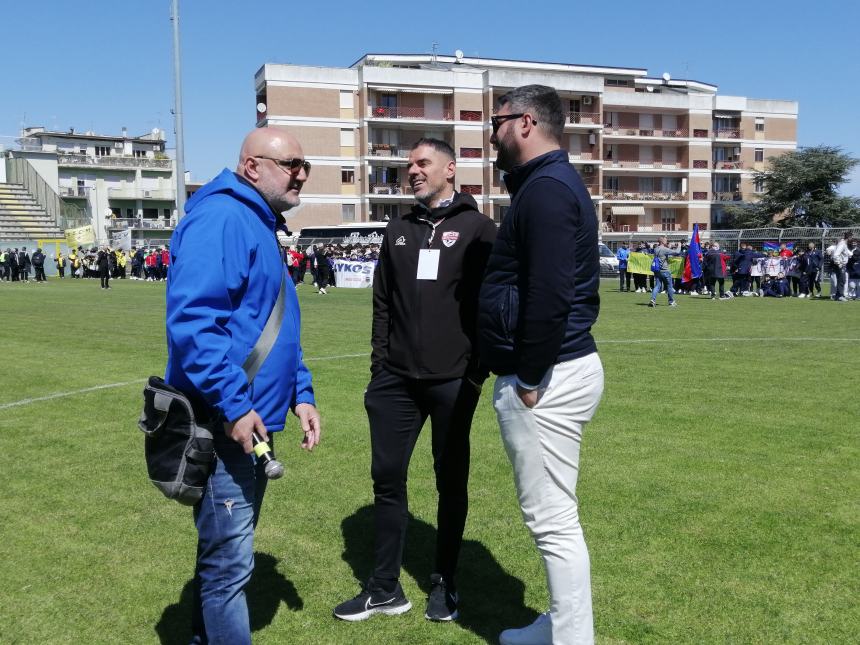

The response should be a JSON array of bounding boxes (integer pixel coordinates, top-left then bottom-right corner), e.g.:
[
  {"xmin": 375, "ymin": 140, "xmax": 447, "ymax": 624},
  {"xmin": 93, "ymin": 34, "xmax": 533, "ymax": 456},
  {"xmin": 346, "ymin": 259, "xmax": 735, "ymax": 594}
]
[{"xmin": 603, "ymin": 226, "xmax": 860, "ymax": 256}]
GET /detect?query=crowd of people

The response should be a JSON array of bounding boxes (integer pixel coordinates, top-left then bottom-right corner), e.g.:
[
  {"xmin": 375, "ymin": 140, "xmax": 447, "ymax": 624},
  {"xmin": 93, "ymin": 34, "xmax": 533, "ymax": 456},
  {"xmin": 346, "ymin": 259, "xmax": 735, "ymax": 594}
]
[
  {"xmin": 615, "ymin": 231, "xmax": 859, "ymax": 302},
  {"xmin": 279, "ymin": 241, "xmax": 380, "ymax": 294}
]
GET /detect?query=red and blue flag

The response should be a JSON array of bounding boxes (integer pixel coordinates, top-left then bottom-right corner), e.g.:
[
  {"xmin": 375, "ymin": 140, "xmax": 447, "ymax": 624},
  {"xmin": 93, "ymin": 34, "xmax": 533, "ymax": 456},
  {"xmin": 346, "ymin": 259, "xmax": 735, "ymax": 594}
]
[{"xmin": 683, "ymin": 223, "xmax": 703, "ymax": 282}]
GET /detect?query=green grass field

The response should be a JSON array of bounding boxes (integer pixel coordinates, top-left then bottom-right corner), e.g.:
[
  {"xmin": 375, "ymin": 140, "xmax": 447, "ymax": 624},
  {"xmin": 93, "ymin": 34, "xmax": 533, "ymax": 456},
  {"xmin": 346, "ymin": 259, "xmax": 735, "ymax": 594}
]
[{"xmin": 0, "ymin": 277, "xmax": 858, "ymax": 644}]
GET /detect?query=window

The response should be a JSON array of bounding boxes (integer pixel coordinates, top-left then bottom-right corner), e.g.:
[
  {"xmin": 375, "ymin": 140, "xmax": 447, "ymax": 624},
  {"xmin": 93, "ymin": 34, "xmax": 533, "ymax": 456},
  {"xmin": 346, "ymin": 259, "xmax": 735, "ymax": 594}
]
[
  {"xmin": 95, "ymin": 146, "xmax": 111, "ymax": 156},
  {"xmin": 754, "ymin": 178, "xmax": 765, "ymax": 194},
  {"xmin": 133, "ymin": 149, "xmax": 146, "ymax": 158},
  {"xmin": 755, "ymin": 117, "xmax": 765, "ymax": 132},
  {"xmin": 341, "ymin": 204, "xmax": 355, "ymax": 222},
  {"xmin": 125, "ymin": 208, "xmax": 133, "ymax": 218},
  {"xmin": 755, "ymin": 148, "xmax": 764, "ymax": 162},
  {"xmin": 339, "ymin": 91, "xmax": 354, "ymax": 109},
  {"xmin": 340, "ymin": 129, "xmax": 354, "ymax": 147},
  {"xmin": 605, "ymin": 78, "xmax": 630, "ymax": 87},
  {"xmin": 660, "ymin": 209, "xmax": 677, "ymax": 231},
  {"xmin": 341, "ymin": 167, "xmax": 355, "ymax": 183},
  {"xmin": 163, "ymin": 208, "xmax": 172, "ymax": 219},
  {"xmin": 459, "ymin": 147, "xmax": 482, "ymax": 158}
]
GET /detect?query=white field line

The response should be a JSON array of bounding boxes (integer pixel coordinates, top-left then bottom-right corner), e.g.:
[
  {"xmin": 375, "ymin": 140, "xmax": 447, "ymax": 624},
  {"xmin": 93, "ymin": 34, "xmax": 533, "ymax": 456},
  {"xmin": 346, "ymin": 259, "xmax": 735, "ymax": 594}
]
[{"xmin": 1, "ymin": 338, "xmax": 857, "ymax": 411}]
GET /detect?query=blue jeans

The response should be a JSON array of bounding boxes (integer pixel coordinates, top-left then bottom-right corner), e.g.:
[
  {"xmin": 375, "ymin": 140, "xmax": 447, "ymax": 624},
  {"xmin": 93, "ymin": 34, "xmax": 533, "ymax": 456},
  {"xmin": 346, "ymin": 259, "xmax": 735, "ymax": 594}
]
[
  {"xmin": 651, "ymin": 269, "xmax": 675, "ymax": 303},
  {"xmin": 191, "ymin": 431, "xmax": 270, "ymax": 645}
]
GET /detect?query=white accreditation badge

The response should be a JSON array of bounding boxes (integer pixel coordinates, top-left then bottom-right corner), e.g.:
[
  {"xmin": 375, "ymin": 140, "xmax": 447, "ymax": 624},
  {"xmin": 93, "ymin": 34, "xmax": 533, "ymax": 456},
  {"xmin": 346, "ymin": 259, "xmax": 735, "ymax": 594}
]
[{"xmin": 416, "ymin": 249, "xmax": 440, "ymax": 280}]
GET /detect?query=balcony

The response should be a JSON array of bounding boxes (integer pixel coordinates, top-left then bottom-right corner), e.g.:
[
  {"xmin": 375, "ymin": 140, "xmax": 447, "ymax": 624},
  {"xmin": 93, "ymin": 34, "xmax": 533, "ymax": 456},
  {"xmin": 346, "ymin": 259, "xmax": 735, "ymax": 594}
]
[
  {"xmin": 369, "ymin": 106, "xmax": 453, "ymax": 121},
  {"xmin": 713, "ymin": 191, "xmax": 743, "ymax": 202},
  {"xmin": 368, "ymin": 182, "xmax": 413, "ymax": 196},
  {"xmin": 107, "ymin": 218, "xmax": 174, "ymax": 230},
  {"xmin": 569, "ymin": 152, "xmax": 595, "ymax": 160},
  {"xmin": 108, "ymin": 187, "xmax": 176, "ymax": 200},
  {"xmin": 58, "ymin": 153, "xmax": 172, "ymax": 169},
  {"xmin": 603, "ymin": 190, "xmax": 685, "ymax": 201},
  {"xmin": 603, "ymin": 126, "xmax": 689, "ymax": 138},
  {"xmin": 713, "ymin": 160, "xmax": 744, "ymax": 170},
  {"xmin": 567, "ymin": 111, "xmax": 600, "ymax": 125},
  {"xmin": 603, "ymin": 160, "xmax": 685, "ymax": 170},
  {"xmin": 60, "ymin": 187, "xmax": 91, "ymax": 198},
  {"xmin": 713, "ymin": 129, "xmax": 743, "ymax": 140}
]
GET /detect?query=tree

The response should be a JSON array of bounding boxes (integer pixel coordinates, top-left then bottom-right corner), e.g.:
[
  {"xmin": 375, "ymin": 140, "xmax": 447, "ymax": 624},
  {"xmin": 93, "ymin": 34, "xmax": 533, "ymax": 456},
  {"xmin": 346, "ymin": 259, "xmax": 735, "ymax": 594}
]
[{"xmin": 724, "ymin": 146, "xmax": 860, "ymax": 228}]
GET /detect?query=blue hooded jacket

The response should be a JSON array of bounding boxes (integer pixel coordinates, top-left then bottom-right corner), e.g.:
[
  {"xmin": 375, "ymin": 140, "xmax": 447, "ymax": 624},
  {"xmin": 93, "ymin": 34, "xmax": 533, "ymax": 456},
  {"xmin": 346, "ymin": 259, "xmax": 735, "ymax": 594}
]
[{"xmin": 165, "ymin": 169, "xmax": 314, "ymax": 431}]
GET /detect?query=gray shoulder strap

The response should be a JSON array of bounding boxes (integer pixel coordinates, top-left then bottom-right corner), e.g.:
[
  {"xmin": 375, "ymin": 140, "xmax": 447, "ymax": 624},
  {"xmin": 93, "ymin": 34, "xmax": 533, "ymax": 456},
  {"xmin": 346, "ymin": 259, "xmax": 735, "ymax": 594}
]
[{"xmin": 242, "ymin": 271, "xmax": 287, "ymax": 384}]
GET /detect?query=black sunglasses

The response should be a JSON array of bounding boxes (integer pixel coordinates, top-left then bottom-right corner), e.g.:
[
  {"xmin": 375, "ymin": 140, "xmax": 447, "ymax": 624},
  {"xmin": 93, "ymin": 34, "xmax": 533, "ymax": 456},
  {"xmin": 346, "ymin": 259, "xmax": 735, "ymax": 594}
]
[
  {"xmin": 490, "ymin": 113, "xmax": 537, "ymax": 133},
  {"xmin": 255, "ymin": 156, "xmax": 312, "ymax": 175}
]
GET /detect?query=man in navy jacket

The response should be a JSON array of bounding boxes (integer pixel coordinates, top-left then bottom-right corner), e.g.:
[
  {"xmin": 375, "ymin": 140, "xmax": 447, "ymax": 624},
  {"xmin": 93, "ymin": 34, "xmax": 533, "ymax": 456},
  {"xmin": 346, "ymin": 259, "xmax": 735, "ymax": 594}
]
[
  {"xmin": 165, "ymin": 127, "xmax": 321, "ymax": 644},
  {"xmin": 478, "ymin": 85, "xmax": 604, "ymax": 645}
]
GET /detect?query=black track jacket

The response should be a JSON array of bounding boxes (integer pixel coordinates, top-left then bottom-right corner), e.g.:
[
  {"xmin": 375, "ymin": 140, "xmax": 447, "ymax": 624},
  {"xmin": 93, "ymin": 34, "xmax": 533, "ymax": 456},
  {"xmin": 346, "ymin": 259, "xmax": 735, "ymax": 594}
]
[{"xmin": 371, "ymin": 192, "xmax": 497, "ymax": 380}]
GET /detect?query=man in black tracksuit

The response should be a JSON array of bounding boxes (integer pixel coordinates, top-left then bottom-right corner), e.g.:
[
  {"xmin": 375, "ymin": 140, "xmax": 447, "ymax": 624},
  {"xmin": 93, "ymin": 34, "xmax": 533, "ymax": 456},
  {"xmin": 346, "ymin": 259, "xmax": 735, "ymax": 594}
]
[{"xmin": 334, "ymin": 138, "xmax": 497, "ymax": 624}]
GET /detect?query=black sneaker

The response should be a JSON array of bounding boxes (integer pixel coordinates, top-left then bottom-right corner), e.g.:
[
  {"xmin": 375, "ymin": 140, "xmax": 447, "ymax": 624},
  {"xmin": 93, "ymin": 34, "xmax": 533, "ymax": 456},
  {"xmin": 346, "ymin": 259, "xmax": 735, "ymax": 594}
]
[
  {"xmin": 425, "ymin": 573, "xmax": 459, "ymax": 621},
  {"xmin": 333, "ymin": 579, "xmax": 412, "ymax": 622}
]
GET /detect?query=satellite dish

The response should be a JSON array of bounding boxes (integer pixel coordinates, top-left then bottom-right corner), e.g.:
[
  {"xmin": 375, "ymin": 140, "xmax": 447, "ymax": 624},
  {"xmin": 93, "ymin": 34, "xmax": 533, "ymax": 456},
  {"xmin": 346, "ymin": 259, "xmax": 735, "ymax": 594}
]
[
  {"xmin": 257, "ymin": 102, "xmax": 267, "ymax": 113},
  {"xmin": 662, "ymin": 72, "xmax": 671, "ymax": 82},
  {"xmin": 152, "ymin": 127, "xmax": 160, "ymax": 136},
  {"xmin": 646, "ymin": 85, "xmax": 654, "ymax": 93},
  {"xmin": 454, "ymin": 49, "xmax": 464, "ymax": 63}
]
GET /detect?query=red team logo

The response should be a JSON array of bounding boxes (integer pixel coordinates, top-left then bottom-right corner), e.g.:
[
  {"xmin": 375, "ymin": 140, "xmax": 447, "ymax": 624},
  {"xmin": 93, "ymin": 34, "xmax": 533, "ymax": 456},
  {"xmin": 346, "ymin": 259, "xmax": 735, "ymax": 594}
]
[{"xmin": 441, "ymin": 231, "xmax": 460, "ymax": 248}]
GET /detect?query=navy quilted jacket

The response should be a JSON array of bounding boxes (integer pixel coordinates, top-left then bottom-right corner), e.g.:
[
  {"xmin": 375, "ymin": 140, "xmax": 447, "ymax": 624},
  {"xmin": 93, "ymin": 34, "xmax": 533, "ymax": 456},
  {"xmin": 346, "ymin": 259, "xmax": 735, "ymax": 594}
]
[{"xmin": 477, "ymin": 149, "xmax": 600, "ymax": 385}]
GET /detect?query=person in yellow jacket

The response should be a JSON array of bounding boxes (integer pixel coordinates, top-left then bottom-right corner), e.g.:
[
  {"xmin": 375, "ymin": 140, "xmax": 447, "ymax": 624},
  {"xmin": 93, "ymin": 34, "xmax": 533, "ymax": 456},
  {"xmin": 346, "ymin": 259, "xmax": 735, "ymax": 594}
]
[
  {"xmin": 55, "ymin": 251, "xmax": 67, "ymax": 279},
  {"xmin": 69, "ymin": 250, "xmax": 81, "ymax": 279}
]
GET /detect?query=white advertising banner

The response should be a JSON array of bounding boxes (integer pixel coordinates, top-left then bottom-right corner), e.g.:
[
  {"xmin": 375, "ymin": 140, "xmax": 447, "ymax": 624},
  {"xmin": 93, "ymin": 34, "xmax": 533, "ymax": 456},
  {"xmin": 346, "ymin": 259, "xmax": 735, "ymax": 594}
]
[
  {"xmin": 334, "ymin": 260, "xmax": 376, "ymax": 288},
  {"xmin": 111, "ymin": 229, "xmax": 132, "ymax": 251}
]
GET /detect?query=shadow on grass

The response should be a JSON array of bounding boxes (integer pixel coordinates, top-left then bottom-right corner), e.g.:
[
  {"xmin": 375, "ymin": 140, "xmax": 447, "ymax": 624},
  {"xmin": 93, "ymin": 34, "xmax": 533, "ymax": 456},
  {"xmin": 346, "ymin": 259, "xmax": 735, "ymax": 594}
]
[
  {"xmin": 341, "ymin": 504, "xmax": 537, "ymax": 643},
  {"xmin": 154, "ymin": 552, "xmax": 302, "ymax": 644}
]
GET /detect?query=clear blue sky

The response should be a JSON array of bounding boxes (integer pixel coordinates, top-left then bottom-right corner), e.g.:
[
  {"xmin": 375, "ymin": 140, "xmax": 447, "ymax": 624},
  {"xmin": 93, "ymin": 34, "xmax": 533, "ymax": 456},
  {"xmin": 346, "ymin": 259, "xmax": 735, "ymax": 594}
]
[{"xmin": 2, "ymin": 0, "xmax": 858, "ymax": 195}]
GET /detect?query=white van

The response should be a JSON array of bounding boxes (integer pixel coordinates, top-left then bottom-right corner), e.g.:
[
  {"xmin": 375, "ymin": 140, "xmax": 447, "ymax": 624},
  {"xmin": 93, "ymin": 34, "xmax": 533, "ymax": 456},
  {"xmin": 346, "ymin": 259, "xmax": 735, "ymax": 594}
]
[{"xmin": 598, "ymin": 243, "xmax": 619, "ymax": 275}]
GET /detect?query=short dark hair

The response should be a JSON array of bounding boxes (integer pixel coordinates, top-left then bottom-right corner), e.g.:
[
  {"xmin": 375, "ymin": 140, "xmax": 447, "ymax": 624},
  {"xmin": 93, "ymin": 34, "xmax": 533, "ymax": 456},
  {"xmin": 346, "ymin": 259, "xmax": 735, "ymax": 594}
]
[
  {"xmin": 497, "ymin": 85, "xmax": 565, "ymax": 143},
  {"xmin": 411, "ymin": 137, "xmax": 455, "ymax": 161}
]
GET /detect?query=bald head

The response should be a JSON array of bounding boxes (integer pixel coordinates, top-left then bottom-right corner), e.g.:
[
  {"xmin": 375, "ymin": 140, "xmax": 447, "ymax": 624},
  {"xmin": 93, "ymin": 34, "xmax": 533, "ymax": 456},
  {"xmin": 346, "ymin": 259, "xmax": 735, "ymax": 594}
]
[
  {"xmin": 236, "ymin": 127, "xmax": 307, "ymax": 213},
  {"xmin": 237, "ymin": 127, "xmax": 301, "ymax": 172}
]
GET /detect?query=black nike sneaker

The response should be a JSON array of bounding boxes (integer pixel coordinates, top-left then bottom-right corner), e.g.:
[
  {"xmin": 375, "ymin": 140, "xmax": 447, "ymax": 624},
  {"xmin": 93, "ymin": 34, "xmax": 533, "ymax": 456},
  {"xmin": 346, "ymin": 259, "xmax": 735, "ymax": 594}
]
[
  {"xmin": 333, "ymin": 578, "xmax": 412, "ymax": 622},
  {"xmin": 424, "ymin": 573, "xmax": 459, "ymax": 621}
]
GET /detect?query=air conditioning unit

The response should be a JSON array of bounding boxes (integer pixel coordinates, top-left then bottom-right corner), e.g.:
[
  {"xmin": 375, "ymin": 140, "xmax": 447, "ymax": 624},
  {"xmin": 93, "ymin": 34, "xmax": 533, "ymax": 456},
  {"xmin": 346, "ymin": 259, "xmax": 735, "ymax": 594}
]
[
  {"xmin": 143, "ymin": 190, "xmax": 152, "ymax": 198},
  {"xmin": 114, "ymin": 142, "xmax": 123, "ymax": 149},
  {"xmin": 582, "ymin": 96, "xmax": 593, "ymax": 105},
  {"xmin": 583, "ymin": 165, "xmax": 594, "ymax": 174}
]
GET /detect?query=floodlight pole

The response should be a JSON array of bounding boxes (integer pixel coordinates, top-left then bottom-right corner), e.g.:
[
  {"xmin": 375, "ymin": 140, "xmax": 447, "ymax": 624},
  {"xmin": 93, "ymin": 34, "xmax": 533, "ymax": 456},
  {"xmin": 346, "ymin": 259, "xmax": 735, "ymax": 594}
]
[{"xmin": 171, "ymin": 0, "xmax": 187, "ymax": 222}]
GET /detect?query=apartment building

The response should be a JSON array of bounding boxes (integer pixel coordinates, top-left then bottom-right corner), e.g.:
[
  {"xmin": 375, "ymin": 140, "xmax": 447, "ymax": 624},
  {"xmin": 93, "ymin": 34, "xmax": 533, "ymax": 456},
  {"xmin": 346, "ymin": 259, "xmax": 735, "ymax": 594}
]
[
  {"xmin": 10, "ymin": 127, "xmax": 177, "ymax": 244},
  {"xmin": 254, "ymin": 53, "xmax": 798, "ymax": 233}
]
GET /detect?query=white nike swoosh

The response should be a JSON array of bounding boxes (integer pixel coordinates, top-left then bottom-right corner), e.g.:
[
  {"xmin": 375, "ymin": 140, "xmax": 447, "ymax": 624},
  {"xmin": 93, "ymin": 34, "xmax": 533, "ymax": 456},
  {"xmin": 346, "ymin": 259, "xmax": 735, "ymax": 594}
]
[{"xmin": 367, "ymin": 597, "xmax": 396, "ymax": 609}]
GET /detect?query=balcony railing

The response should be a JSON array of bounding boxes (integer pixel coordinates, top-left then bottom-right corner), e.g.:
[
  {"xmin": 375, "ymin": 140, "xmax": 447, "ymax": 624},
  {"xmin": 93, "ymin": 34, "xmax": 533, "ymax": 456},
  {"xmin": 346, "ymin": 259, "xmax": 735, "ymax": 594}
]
[
  {"xmin": 368, "ymin": 183, "xmax": 413, "ymax": 195},
  {"xmin": 369, "ymin": 143, "xmax": 413, "ymax": 158},
  {"xmin": 603, "ymin": 160, "xmax": 684, "ymax": 169},
  {"xmin": 569, "ymin": 152, "xmax": 594, "ymax": 160},
  {"xmin": 369, "ymin": 106, "xmax": 453, "ymax": 121},
  {"xmin": 603, "ymin": 190, "xmax": 685, "ymax": 201},
  {"xmin": 713, "ymin": 160, "xmax": 744, "ymax": 170},
  {"xmin": 60, "ymin": 187, "xmax": 91, "ymax": 198},
  {"xmin": 107, "ymin": 218, "xmax": 174, "ymax": 230},
  {"xmin": 713, "ymin": 129, "xmax": 743, "ymax": 139},
  {"xmin": 58, "ymin": 153, "xmax": 172, "ymax": 169},
  {"xmin": 108, "ymin": 187, "xmax": 176, "ymax": 200},
  {"xmin": 603, "ymin": 126, "xmax": 689, "ymax": 138},
  {"xmin": 568, "ymin": 111, "xmax": 600, "ymax": 125},
  {"xmin": 713, "ymin": 191, "xmax": 743, "ymax": 202}
]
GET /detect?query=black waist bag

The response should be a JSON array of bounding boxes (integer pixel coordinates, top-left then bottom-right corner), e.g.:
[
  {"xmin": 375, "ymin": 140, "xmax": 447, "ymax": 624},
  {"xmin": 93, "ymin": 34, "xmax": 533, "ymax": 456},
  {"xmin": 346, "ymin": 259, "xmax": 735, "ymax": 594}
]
[
  {"xmin": 139, "ymin": 271, "xmax": 286, "ymax": 505},
  {"xmin": 138, "ymin": 377, "xmax": 218, "ymax": 505}
]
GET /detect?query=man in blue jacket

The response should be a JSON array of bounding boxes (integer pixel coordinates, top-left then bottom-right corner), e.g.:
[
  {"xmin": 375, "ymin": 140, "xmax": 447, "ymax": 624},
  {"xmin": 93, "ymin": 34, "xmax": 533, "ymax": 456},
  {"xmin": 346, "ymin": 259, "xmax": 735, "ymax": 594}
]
[
  {"xmin": 478, "ymin": 86, "xmax": 604, "ymax": 645},
  {"xmin": 165, "ymin": 127, "xmax": 321, "ymax": 645},
  {"xmin": 616, "ymin": 242, "xmax": 630, "ymax": 292}
]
